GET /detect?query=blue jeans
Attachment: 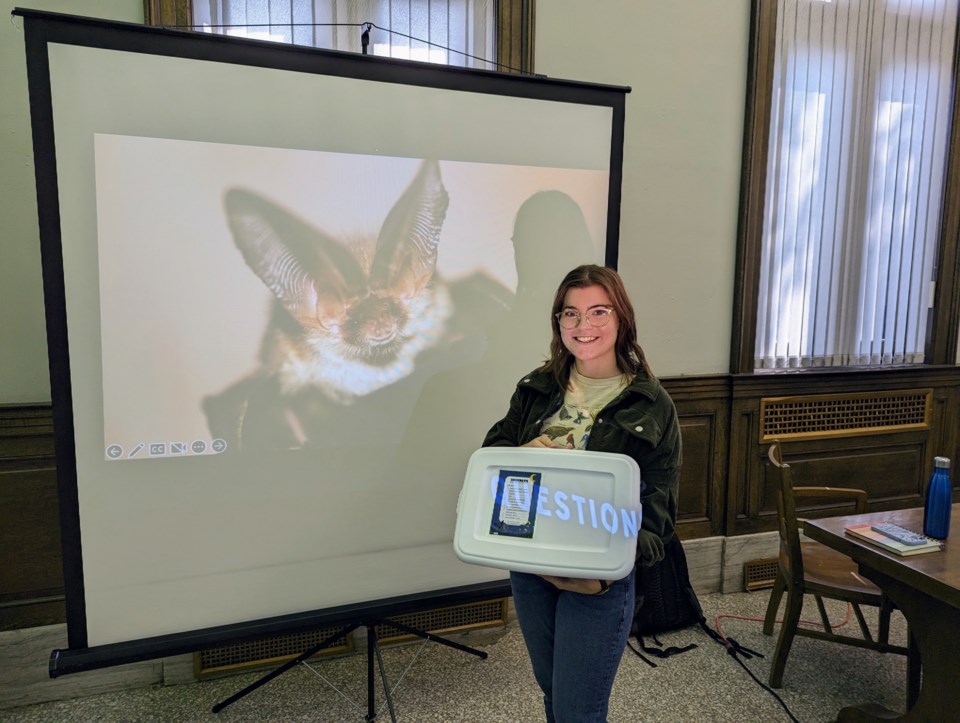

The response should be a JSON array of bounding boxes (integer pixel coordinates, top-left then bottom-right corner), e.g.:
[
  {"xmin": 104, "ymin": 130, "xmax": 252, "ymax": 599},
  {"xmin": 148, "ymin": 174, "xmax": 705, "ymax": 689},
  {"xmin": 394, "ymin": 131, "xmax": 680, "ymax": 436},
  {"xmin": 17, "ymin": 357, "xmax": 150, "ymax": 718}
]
[{"xmin": 510, "ymin": 569, "xmax": 636, "ymax": 723}]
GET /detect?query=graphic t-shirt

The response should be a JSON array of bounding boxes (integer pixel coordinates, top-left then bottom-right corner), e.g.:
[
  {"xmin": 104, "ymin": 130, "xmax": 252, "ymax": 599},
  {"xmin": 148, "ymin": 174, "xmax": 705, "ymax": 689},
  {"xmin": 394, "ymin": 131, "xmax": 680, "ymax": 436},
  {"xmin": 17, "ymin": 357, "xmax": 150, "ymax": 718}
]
[{"xmin": 540, "ymin": 368, "xmax": 629, "ymax": 450}]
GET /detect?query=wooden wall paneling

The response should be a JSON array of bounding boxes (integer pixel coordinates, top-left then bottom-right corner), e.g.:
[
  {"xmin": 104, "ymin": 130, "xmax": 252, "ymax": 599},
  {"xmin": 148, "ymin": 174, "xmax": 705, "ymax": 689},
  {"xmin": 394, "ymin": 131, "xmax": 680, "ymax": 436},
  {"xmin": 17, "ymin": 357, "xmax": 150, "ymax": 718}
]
[
  {"xmin": 0, "ymin": 468, "xmax": 64, "ymax": 630},
  {"xmin": 930, "ymin": 387, "xmax": 956, "ymax": 461},
  {"xmin": 951, "ymin": 385, "xmax": 960, "ymax": 480},
  {"xmin": 725, "ymin": 393, "xmax": 761, "ymax": 535},
  {"xmin": 928, "ymin": 383, "xmax": 960, "ymax": 498},
  {"xmin": 761, "ymin": 437, "xmax": 927, "ymax": 516},
  {"xmin": 0, "ymin": 406, "xmax": 55, "ymax": 470},
  {"xmin": 661, "ymin": 376, "xmax": 730, "ymax": 538},
  {"xmin": 676, "ymin": 416, "xmax": 712, "ymax": 525},
  {"xmin": 0, "ymin": 406, "xmax": 63, "ymax": 630},
  {"xmin": 728, "ymin": 366, "xmax": 960, "ymax": 536}
]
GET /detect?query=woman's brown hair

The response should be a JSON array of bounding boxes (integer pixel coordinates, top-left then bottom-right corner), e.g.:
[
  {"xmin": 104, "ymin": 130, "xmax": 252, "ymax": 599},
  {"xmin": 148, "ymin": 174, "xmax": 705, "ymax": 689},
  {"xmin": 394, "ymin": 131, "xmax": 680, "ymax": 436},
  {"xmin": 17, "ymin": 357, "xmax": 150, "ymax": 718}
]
[{"xmin": 540, "ymin": 264, "xmax": 653, "ymax": 386}]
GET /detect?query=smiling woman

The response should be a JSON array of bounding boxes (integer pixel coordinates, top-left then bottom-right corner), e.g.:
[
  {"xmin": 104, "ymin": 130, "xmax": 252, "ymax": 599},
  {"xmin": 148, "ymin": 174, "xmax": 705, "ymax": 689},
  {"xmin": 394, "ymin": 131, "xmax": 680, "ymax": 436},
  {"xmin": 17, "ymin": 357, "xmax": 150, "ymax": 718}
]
[{"xmin": 481, "ymin": 264, "xmax": 681, "ymax": 722}]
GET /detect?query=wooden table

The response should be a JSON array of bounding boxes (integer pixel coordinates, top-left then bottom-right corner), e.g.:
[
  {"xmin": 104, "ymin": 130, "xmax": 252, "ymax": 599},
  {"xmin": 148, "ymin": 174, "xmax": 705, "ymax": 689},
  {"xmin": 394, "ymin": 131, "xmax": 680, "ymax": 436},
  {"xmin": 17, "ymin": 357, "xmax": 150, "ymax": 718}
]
[{"xmin": 804, "ymin": 505, "xmax": 959, "ymax": 722}]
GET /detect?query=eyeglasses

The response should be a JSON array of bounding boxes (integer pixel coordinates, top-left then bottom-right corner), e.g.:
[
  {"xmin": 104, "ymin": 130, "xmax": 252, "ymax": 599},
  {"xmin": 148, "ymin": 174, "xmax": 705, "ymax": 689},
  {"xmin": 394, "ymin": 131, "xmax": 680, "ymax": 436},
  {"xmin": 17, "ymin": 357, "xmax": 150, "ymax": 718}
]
[{"xmin": 555, "ymin": 306, "xmax": 615, "ymax": 329}]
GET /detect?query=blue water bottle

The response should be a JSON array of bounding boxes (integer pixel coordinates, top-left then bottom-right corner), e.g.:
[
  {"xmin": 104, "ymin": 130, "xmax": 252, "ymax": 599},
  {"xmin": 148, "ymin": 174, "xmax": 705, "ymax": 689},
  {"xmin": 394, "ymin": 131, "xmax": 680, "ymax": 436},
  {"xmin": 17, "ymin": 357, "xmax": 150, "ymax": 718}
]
[{"xmin": 923, "ymin": 456, "xmax": 952, "ymax": 540}]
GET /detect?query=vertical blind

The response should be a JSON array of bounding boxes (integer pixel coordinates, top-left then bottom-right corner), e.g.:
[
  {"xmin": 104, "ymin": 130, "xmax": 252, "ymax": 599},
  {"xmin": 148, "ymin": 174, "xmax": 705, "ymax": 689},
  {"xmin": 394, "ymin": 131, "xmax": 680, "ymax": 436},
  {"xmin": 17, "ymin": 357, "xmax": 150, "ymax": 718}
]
[
  {"xmin": 755, "ymin": 0, "xmax": 958, "ymax": 369},
  {"xmin": 194, "ymin": 0, "xmax": 494, "ymax": 69}
]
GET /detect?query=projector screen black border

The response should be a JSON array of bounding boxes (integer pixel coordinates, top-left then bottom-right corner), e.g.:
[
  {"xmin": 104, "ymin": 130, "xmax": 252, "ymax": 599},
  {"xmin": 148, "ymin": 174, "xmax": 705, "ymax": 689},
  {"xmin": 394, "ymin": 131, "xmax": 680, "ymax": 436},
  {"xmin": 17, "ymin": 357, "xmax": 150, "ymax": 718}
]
[{"xmin": 15, "ymin": 6, "xmax": 630, "ymax": 676}]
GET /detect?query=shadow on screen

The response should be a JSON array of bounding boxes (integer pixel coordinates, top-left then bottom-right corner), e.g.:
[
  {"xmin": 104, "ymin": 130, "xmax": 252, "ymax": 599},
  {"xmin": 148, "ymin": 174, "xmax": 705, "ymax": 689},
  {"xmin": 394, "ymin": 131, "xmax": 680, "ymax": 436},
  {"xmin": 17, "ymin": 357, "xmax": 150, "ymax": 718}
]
[{"xmin": 399, "ymin": 190, "xmax": 597, "ymax": 472}]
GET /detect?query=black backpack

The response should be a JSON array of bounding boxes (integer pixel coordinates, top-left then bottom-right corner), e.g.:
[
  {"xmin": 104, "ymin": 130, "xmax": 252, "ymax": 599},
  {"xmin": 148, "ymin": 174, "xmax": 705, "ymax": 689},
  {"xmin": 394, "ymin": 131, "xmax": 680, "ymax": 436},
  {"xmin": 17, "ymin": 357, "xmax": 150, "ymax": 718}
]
[
  {"xmin": 629, "ymin": 536, "xmax": 794, "ymax": 719},
  {"xmin": 629, "ymin": 533, "xmax": 705, "ymax": 665},
  {"xmin": 629, "ymin": 534, "xmax": 761, "ymax": 667}
]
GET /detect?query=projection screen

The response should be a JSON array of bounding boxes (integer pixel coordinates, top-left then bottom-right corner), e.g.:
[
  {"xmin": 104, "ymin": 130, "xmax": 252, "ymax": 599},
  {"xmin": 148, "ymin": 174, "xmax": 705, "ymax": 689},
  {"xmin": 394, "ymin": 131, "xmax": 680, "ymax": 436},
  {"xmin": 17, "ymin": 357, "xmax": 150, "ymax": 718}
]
[{"xmin": 18, "ymin": 9, "xmax": 628, "ymax": 675}]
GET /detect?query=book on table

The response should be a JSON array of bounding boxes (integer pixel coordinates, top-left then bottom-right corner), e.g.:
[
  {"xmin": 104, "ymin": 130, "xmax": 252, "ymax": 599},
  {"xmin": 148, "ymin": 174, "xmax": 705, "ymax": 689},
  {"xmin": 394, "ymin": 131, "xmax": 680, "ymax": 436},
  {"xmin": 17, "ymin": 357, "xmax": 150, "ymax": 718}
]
[{"xmin": 844, "ymin": 523, "xmax": 943, "ymax": 556}]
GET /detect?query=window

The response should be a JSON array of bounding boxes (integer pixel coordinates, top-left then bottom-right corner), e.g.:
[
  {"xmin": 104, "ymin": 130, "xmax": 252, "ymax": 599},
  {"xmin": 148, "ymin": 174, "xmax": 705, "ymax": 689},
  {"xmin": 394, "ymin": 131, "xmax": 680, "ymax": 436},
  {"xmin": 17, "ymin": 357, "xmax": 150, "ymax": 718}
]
[
  {"xmin": 736, "ymin": 0, "xmax": 960, "ymax": 371},
  {"xmin": 145, "ymin": 1, "xmax": 535, "ymax": 74}
]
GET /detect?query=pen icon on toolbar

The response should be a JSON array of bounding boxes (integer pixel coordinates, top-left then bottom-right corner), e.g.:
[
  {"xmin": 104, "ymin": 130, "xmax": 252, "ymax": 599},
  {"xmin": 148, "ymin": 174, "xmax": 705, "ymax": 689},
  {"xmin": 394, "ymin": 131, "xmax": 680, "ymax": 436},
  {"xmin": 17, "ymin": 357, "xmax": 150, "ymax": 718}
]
[{"xmin": 129, "ymin": 443, "xmax": 145, "ymax": 458}]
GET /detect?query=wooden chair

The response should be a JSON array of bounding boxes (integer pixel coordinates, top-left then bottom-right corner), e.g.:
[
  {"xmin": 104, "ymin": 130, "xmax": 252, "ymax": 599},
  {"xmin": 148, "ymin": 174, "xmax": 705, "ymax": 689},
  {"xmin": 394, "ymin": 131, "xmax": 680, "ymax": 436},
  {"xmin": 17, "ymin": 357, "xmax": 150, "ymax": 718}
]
[{"xmin": 763, "ymin": 439, "xmax": 908, "ymax": 688}]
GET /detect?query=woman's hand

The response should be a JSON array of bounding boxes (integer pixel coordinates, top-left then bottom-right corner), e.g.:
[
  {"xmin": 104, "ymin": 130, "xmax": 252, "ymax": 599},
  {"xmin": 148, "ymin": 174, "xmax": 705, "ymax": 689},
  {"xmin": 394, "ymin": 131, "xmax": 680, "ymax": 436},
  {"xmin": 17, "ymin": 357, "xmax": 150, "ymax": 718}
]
[
  {"xmin": 541, "ymin": 575, "xmax": 609, "ymax": 595},
  {"xmin": 635, "ymin": 529, "xmax": 666, "ymax": 567}
]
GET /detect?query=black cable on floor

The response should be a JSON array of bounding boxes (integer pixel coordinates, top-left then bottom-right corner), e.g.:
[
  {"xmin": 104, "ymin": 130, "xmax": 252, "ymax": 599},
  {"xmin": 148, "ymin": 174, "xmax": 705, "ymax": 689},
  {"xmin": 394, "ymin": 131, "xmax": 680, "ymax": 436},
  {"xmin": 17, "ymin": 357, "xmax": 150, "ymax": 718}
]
[{"xmin": 717, "ymin": 633, "xmax": 800, "ymax": 723}]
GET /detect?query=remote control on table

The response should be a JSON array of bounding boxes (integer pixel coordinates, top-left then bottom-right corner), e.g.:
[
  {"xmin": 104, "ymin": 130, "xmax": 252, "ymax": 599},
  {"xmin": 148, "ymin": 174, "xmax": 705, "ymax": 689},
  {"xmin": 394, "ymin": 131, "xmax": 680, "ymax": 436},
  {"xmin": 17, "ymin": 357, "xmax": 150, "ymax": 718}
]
[{"xmin": 870, "ymin": 522, "xmax": 927, "ymax": 546}]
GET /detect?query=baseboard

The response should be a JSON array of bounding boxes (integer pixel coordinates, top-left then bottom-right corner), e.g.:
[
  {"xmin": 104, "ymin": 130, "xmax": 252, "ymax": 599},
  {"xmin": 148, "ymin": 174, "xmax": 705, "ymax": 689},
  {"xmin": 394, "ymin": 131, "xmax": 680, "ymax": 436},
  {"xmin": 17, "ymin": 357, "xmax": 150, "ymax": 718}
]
[{"xmin": 0, "ymin": 624, "xmax": 171, "ymax": 710}]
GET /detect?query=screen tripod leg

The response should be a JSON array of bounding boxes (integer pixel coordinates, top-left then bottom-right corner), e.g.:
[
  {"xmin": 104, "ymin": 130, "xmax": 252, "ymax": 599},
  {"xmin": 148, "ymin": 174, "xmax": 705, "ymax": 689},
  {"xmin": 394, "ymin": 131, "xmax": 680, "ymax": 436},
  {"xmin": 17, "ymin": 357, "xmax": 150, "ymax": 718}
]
[
  {"xmin": 365, "ymin": 624, "xmax": 397, "ymax": 722},
  {"xmin": 362, "ymin": 618, "xmax": 487, "ymax": 720},
  {"xmin": 212, "ymin": 616, "xmax": 489, "ymax": 717},
  {"xmin": 382, "ymin": 618, "xmax": 488, "ymax": 660},
  {"xmin": 211, "ymin": 622, "xmax": 360, "ymax": 714}
]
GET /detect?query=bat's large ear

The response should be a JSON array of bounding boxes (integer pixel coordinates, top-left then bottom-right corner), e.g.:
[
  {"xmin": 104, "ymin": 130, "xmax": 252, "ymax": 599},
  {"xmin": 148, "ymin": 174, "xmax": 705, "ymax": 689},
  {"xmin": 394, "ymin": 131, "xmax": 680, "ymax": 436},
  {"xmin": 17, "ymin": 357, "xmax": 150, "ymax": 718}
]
[
  {"xmin": 224, "ymin": 189, "xmax": 366, "ymax": 326},
  {"xmin": 369, "ymin": 159, "xmax": 448, "ymax": 298}
]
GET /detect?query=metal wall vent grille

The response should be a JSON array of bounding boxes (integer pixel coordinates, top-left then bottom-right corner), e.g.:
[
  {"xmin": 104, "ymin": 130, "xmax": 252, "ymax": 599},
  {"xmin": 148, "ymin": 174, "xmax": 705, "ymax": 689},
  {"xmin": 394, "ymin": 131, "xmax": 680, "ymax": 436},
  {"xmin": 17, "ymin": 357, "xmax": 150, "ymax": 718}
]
[
  {"xmin": 374, "ymin": 598, "xmax": 508, "ymax": 644},
  {"xmin": 743, "ymin": 558, "xmax": 779, "ymax": 591},
  {"xmin": 196, "ymin": 626, "xmax": 352, "ymax": 678},
  {"xmin": 759, "ymin": 389, "xmax": 931, "ymax": 442}
]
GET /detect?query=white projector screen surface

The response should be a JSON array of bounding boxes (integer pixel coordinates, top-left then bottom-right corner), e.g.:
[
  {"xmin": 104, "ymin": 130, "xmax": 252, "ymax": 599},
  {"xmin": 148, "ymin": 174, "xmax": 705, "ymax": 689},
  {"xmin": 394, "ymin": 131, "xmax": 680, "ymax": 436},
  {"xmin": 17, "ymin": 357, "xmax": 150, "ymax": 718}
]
[{"xmin": 21, "ymin": 10, "xmax": 627, "ymax": 672}]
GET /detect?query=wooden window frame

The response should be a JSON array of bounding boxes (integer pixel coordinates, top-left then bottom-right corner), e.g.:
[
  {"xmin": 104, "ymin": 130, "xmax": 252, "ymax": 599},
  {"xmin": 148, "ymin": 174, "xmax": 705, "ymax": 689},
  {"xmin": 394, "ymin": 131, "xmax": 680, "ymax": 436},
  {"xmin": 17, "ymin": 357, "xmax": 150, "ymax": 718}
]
[
  {"xmin": 144, "ymin": 0, "xmax": 535, "ymax": 74},
  {"xmin": 731, "ymin": 0, "xmax": 960, "ymax": 375}
]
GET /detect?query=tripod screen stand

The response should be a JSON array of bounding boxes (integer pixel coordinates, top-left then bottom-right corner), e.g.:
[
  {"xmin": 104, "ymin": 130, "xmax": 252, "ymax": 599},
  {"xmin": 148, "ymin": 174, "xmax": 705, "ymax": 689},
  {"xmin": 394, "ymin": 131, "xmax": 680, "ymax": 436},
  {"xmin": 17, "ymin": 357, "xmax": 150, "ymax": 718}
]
[{"xmin": 212, "ymin": 617, "xmax": 488, "ymax": 721}]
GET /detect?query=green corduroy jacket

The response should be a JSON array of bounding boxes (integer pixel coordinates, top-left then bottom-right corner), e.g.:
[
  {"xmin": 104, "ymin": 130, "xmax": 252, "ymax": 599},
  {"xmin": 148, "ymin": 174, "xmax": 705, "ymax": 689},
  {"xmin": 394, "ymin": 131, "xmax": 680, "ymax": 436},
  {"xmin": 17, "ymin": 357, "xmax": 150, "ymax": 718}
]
[{"xmin": 482, "ymin": 367, "xmax": 682, "ymax": 569}]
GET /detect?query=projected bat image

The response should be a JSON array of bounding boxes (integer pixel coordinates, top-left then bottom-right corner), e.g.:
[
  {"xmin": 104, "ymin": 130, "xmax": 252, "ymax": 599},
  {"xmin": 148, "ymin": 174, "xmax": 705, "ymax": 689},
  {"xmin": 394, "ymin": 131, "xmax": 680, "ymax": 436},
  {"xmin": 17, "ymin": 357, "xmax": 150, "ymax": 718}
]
[
  {"xmin": 204, "ymin": 159, "xmax": 474, "ymax": 451},
  {"xmin": 95, "ymin": 136, "xmax": 608, "ymax": 458}
]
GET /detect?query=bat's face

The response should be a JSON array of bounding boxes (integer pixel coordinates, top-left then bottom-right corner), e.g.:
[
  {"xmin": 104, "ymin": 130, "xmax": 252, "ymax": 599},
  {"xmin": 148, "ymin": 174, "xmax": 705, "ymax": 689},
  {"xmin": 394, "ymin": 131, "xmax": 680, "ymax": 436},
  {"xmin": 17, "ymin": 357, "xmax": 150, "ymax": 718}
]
[
  {"xmin": 294, "ymin": 277, "xmax": 418, "ymax": 367},
  {"xmin": 336, "ymin": 294, "xmax": 409, "ymax": 363},
  {"xmin": 225, "ymin": 159, "xmax": 451, "ymax": 397}
]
